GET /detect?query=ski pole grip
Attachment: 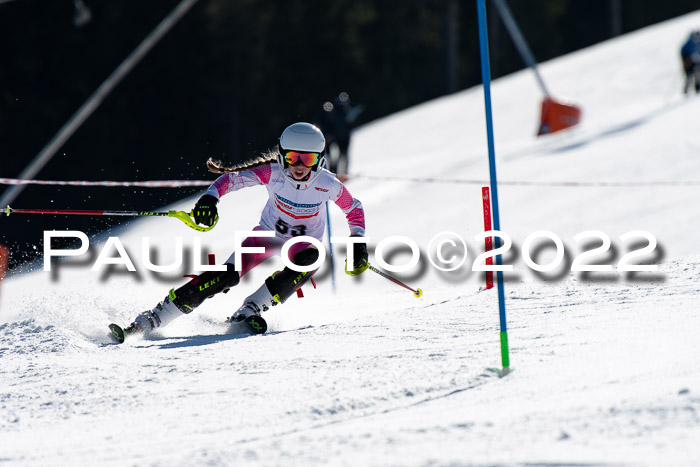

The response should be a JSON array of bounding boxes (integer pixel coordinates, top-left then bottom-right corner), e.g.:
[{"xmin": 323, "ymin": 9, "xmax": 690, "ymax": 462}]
[{"xmin": 167, "ymin": 210, "xmax": 218, "ymax": 232}]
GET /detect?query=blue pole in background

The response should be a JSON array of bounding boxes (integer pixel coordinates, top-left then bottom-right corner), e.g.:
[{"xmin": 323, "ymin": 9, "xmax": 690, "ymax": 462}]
[
  {"xmin": 490, "ymin": 0, "xmax": 550, "ymax": 97},
  {"xmin": 476, "ymin": 0, "xmax": 510, "ymax": 374},
  {"xmin": 325, "ymin": 201, "xmax": 337, "ymax": 292}
]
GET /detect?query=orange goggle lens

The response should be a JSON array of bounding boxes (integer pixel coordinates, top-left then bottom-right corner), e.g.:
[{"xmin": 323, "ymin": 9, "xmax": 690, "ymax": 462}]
[{"xmin": 284, "ymin": 151, "xmax": 319, "ymax": 167}]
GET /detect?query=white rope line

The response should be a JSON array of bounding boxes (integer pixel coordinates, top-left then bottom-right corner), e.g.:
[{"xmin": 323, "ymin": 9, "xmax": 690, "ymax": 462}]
[
  {"xmin": 2, "ymin": 175, "xmax": 699, "ymax": 188},
  {"xmin": 0, "ymin": 178, "xmax": 210, "ymax": 188},
  {"xmin": 349, "ymin": 174, "xmax": 700, "ymax": 187}
]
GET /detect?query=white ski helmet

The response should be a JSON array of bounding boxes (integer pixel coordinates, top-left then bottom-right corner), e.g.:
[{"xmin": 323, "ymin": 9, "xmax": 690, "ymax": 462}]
[{"xmin": 277, "ymin": 122, "xmax": 326, "ymax": 187}]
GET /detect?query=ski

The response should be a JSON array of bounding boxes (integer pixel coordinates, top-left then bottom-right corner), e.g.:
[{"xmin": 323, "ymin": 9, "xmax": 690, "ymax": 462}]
[
  {"xmin": 109, "ymin": 314, "xmax": 266, "ymax": 344},
  {"xmin": 228, "ymin": 314, "xmax": 268, "ymax": 335},
  {"xmin": 242, "ymin": 314, "xmax": 267, "ymax": 334},
  {"xmin": 108, "ymin": 323, "xmax": 141, "ymax": 344},
  {"xmin": 108, "ymin": 323, "xmax": 126, "ymax": 344}
]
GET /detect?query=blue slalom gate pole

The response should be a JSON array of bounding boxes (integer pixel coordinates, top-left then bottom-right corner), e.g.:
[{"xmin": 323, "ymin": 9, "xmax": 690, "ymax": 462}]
[
  {"xmin": 325, "ymin": 201, "xmax": 337, "ymax": 292},
  {"xmin": 476, "ymin": 0, "xmax": 510, "ymax": 375}
]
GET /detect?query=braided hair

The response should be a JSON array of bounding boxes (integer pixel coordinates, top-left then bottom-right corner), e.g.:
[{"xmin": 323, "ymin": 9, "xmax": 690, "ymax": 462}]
[{"xmin": 206, "ymin": 148, "xmax": 278, "ymax": 174}]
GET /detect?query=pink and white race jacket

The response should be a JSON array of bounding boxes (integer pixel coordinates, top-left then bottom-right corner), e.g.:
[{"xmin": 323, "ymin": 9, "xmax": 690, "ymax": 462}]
[{"xmin": 205, "ymin": 163, "xmax": 365, "ymax": 240}]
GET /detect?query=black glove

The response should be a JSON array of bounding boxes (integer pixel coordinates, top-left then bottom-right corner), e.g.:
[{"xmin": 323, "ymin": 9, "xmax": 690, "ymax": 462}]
[
  {"xmin": 193, "ymin": 194, "xmax": 219, "ymax": 227},
  {"xmin": 345, "ymin": 235, "xmax": 369, "ymax": 276}
]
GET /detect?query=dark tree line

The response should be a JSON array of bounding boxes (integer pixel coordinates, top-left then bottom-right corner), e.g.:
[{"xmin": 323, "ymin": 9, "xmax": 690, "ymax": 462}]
[{"xmin": 1, "ymin": 0, "xmax": 697, "ymax": 269}]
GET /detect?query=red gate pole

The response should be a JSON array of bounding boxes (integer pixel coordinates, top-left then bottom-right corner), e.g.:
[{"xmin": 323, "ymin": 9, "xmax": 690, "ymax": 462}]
[{"xmin": 481, "ymin": 187, "xmax": 494, "ymax": 290}]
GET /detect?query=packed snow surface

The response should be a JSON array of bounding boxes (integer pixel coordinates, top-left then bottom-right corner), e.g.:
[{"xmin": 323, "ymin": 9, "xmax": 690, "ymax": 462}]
[{"xmin": 2, "ymin": 11, "xmax": 700, "ymax": 467}]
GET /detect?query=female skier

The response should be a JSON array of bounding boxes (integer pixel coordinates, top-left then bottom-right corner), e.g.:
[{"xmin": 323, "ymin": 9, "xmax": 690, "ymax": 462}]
[{"xmin": 112, "ymin": 122, "xmax": 368, "ymax": 341}]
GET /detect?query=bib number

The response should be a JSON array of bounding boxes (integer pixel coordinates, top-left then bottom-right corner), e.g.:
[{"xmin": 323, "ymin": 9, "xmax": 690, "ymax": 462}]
[{"xmin": 275, "ymin": 219, "xmax": 306, "ymax": 237}]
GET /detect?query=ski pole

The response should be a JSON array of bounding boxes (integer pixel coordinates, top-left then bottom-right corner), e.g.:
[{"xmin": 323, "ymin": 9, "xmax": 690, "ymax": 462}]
[
  {"xmin": 368, "ymin": 264, "xmax": 423, "ymax": 298},
  {"xmin": 324, "ymin": 201, "xmax": 337, "ymax": 293},
  {"xmin": 3, "ymin": 204, "xmax": 217, "ymax": 232}
]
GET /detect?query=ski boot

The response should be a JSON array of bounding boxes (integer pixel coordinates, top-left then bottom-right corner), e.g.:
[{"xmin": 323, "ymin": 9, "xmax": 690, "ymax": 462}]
[
  {"xmin": 108, "ymin": 295, "xmax": 182, "ymax": 344},
  {"xmin": 228, "ymin": 301, "xmax": 268, "ymax": 334},
  {"xmin": 227, "ymin": 282, "xmax": 278, "ymax": 334}
]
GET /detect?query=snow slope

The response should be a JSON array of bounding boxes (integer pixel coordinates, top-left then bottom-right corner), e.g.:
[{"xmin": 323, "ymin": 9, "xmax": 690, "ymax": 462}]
[{"xmin": 2, "ymin": 11, "xmax": 700, "ymax": 467}]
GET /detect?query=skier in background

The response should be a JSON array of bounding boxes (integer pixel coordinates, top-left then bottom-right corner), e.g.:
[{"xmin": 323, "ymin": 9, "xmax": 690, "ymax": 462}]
[
  {"xmin": 680, "ymin": 30, "xmax": 700, "ymax": 94},
  {"xmin": 113, "ymin": 122, "xmax": 368, "ymax": 341},
  {"xmin": 314, "ymin": 92, "xmax": 364, "ymax": 181}
]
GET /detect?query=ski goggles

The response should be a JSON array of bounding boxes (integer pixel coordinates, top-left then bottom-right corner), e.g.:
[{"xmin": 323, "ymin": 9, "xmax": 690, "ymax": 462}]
[{"xmin": 283, "ymin": 150, "xmax": 320, "ymax": 167}]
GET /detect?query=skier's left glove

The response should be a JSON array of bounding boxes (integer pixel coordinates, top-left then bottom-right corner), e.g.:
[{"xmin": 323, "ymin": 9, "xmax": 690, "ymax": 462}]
[
  {"xmin": 345, "ymin": 235, "xmax": 369, "ymax": 276},
  {"xmin": 193, "ymin": 194, "xmax": 219, "ymax": 227}
]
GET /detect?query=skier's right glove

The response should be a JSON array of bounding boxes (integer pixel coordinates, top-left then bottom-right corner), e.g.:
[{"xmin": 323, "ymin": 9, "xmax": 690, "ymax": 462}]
[
  {"xmin": 345, "ymin": 235, "xmax": 369, "ymax": 276},
  {"xmin": 193, "ymin": 194, "xmax": 219, "ymax": 227}
]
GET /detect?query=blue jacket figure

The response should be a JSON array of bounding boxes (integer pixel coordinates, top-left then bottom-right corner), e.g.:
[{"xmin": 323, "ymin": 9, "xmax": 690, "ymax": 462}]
[
  {"xmin": 680, "ymin": 31, "xmax": 700, "ymax": 94},
  {"xmin": 314, "ymin": 92, "xmax": 364, "ymax": 181}
]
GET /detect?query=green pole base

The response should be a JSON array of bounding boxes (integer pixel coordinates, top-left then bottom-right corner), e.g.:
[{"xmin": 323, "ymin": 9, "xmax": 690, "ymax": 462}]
[{"xmin": 500, "ymin": 331, "xmax": 510, "ymax": 368}]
